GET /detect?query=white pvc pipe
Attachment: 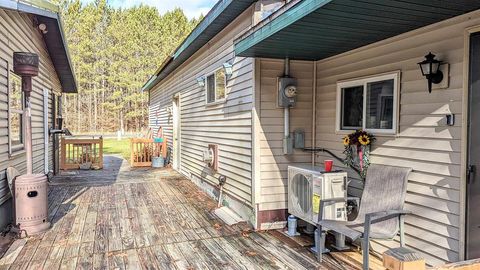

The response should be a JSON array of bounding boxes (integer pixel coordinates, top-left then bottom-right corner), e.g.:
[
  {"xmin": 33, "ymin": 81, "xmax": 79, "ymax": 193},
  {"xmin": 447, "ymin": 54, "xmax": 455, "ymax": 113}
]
[
  {"xmin": 43, "ymin": 89, "xmax": 49, "ymax": 175},
  {"xmin": 284, "ymin": 107, "xmax": 290, "ymax": 138}
]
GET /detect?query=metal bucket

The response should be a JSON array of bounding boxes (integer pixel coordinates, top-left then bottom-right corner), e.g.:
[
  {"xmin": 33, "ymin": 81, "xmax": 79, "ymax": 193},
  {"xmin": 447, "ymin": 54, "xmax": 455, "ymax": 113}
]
[
  {"xmin": 14, "ymin": 174, "xmax": 50, "ymax": 235},
  {"xmin": 152, "ymin": 157, "xmax": 164, "ymax": 168}
]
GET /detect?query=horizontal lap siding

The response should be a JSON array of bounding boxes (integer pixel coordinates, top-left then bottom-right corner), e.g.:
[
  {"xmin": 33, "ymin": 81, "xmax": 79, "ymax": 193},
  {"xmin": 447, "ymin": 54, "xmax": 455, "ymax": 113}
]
[
  {"xmin": 258, "ymin": 59, "xmax": 314, "ymax": 211},
  {"xmin": 314, "ymin": 12, "xmax": 480, "ymax": 266},
  {"xmin": 149, "ymin": 8, "xmax": 254, "ymax": 206},
  {"xmin": 0, "ymin": 9, "xmax": 62, "ymax": 226}
]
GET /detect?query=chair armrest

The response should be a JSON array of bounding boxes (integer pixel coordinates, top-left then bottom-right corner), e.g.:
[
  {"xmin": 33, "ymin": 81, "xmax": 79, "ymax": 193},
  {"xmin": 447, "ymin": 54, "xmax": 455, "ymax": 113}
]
[
  {"xmin": 317, "ymin": 197, "xmax": 354, "ymax": 223},
  {"xmin": 365, "ymin": 210, "xmax": 411, "ymax": 225}
]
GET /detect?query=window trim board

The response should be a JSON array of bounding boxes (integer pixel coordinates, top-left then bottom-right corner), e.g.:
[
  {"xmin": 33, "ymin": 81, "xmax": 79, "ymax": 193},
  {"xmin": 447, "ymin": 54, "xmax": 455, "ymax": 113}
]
[{"xmin": 335, "ymin": 71, "xmax": 400, "ymax": 135}]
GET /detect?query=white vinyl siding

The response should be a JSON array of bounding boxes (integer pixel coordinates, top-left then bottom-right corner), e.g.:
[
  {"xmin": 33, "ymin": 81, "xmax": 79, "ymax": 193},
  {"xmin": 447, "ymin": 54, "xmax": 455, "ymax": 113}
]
[
  {"xmin": 314, "ymin": 11, "xmax": 480, "ymax": 266},
  {"xmin": 256, "ymin": 10, "xmax": 480, "ymax": 267},
  {"xmin": 149, "ymin": 8, "xmax": 255, "ymax": 213},
  {"xmin": 257, "ymin": 59, "xmax": 314, "ymax": 212},
  {"xmin": 0, "ymin": 9, "xmax": 62, "ymax": 229}
]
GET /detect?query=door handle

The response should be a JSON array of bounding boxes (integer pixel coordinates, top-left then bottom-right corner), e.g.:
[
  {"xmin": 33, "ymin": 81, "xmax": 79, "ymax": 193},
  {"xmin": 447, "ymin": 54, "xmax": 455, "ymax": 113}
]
[{"xmin": 467, "ymin": 165, "xmax": 476, "ymax": 184}]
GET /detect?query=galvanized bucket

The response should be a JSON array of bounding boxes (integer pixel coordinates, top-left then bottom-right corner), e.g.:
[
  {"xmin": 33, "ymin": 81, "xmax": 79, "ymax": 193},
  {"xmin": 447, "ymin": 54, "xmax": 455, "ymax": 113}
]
[{"xmin": 152, "ymin": 157, "xmax": 164, "ymax": 168}]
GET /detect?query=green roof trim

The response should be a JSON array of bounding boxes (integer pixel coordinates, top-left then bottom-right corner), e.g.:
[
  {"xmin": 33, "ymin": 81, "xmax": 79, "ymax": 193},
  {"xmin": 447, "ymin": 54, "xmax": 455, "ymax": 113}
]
[
  {"xmin": 141, "ymin": 0, "xmax": 256, "ymax": 92},
  {"xmin": 173, "ymin": 0, "xmax": 231, "ymax": 60},
  {"xmin": 235, "ymin": 0, "xmax": 332, "ymax": 56},
  {"xmin": 234, "ymin": 0, "xmax": 480, "ymax": 61}
]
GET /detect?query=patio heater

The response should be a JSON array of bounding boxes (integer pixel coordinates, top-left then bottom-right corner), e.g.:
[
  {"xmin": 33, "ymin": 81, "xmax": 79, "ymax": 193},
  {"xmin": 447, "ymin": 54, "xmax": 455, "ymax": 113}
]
[{"xmin": 12, "ymin": 52, "xmax": 50, "ymax": 236}]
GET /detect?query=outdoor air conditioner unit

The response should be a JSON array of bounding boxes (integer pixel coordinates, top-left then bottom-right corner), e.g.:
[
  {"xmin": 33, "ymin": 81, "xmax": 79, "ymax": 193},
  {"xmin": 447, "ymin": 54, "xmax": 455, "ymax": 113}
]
[{"xmin": 288, "ymin": 164, "xmax": 348, "ymax": 225}]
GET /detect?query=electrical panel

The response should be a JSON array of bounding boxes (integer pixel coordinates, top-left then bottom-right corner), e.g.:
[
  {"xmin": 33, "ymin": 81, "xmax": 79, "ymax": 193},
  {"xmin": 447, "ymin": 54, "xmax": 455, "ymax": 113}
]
[{"xmin": 278, "ymin": 77, "xmax": 298, "ymax": 107}]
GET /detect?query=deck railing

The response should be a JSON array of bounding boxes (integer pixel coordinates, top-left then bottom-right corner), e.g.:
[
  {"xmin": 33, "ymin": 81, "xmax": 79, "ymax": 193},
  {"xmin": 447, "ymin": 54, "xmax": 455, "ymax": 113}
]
[
  {"xmin": 60, "ymin": 138, "xmax": 103, "ymax": 170},
  {"xmin": 130, "ymin": 138, "xmax": 153, "ymax": 167},
  {"xmin": 130, "ymin": 138, "xmax": 164, "ymax": 167}
]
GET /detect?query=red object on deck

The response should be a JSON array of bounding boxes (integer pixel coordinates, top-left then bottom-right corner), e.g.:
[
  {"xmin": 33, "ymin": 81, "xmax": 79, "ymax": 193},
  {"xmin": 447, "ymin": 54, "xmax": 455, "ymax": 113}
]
[{"xmin": 324, "ymin": 160, "xmax": 333, "ymax": 172}]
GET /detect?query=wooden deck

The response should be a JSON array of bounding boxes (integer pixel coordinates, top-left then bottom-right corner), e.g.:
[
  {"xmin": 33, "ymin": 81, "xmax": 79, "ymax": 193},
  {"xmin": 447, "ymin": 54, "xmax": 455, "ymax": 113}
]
[{"xmin": 0, "ymin": 155, "xmax": 383, "ymax": 270}]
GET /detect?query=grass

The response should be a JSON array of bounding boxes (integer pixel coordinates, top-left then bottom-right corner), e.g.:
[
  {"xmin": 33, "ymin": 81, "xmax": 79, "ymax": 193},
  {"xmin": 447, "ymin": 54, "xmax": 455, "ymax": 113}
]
[{"xmin": 103, "ymin": 138, "xmax": 131, "ymax": 160}]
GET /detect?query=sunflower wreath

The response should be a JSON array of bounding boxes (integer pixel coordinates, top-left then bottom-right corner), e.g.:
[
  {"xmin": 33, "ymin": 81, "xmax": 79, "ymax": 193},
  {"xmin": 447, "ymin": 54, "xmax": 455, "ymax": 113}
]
[{"xmin": 342, "ymin": 130, "xmax": 376, "ymax": 179}]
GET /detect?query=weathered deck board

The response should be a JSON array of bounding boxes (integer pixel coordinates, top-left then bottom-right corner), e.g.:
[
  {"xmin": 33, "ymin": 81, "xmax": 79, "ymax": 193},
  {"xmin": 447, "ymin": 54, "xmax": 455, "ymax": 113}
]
[{"xmin": 0, "ymin": 155, "xmax": 378, "ymax": 270}]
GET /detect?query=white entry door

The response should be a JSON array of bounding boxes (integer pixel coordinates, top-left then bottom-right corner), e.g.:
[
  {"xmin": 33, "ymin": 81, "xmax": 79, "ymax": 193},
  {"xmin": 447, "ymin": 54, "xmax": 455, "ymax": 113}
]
[{"xmin": 172, "ymin": 94, "xmax": 181, "ymax": 170}]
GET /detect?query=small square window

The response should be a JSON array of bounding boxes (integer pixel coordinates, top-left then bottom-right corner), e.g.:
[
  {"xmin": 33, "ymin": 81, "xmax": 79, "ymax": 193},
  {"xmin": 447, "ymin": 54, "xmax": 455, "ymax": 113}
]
[
  {"xmin": 205, "ymin": 68, "xmax": 226, "ymax": 104},
  {"xmin": 336, "ymin": 72, "xmax": 399, "ymax": 134}
]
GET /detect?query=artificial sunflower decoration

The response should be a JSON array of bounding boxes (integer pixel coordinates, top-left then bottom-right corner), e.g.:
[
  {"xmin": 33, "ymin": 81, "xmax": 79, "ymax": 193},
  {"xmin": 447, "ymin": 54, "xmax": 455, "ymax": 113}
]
[
  {"xmin": 342, "ymin": 130, "xmax": 375, "ymax": 179},
  {"xmin": 343, "ymin": 136, "xmax": 350, "ymax": 146},
  {"xmin": 358, "ymin": 134, "xmax": 370, "ymax": 145}
]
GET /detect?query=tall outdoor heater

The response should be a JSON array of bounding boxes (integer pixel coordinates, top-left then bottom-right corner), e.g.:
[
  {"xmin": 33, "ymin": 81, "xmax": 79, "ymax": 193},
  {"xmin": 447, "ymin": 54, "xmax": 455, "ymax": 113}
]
[{"xmin": 12, "ymin": 52, "xmax": 50, "ymax": 235}]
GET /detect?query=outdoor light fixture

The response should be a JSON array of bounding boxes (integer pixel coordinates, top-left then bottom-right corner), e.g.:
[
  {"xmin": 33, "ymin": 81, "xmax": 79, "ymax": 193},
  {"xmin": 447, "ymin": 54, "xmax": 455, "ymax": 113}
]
[
  {"xmin": 223, "ymin": 62, "xmax": 233, "ymax": 77},
  {"xmin": 38, "ymin": 23, "xmax": 48, "ymax": 34},
  {"xmin": 196, "ymin": 76, "xmax": 205, "ymax": 87},
  {"xmin": 418, "ymin": 52, "xmax": 444, "ymax": 93}
]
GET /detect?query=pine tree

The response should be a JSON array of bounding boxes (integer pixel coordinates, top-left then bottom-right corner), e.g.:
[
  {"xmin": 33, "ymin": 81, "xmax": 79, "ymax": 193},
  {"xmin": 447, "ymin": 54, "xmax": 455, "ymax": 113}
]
[{"xmin": 54, "ymin": 1, "xmax": 199, "ymax": 133}]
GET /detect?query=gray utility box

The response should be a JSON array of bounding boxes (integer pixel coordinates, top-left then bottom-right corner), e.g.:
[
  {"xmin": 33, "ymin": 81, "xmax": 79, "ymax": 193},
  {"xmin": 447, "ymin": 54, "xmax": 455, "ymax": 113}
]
[{"xmin": 278, "ymin": 77, "xmax": 298, "ymax": 107}]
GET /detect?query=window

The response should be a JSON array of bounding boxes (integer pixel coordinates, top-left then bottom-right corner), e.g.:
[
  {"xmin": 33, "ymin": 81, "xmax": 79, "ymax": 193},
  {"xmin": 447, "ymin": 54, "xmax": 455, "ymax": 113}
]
[
  {"xmin": 205, "ymin": 68, "xmax": 226, "ymax": 104},
  {"xmin": 336, "ymin": 72, "xmax": 399, "ymax": 134},
  {"xmin": 9, "ymin": 71, "xmax": 24, "ymax": 154}
]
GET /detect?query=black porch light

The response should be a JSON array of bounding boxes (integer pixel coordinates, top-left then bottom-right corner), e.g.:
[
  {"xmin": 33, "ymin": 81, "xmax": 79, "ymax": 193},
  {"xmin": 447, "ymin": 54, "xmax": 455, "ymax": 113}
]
[{"xmin": 418, "ymin": 52, "xmax": 444, "ymax": 93}]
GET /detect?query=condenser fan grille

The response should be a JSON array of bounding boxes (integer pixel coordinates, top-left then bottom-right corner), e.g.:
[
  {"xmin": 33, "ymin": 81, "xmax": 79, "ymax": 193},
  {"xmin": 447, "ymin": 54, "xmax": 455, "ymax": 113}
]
[{"xmin": 291, "ymin": 173, "xmax": 312, "ymax": 214}]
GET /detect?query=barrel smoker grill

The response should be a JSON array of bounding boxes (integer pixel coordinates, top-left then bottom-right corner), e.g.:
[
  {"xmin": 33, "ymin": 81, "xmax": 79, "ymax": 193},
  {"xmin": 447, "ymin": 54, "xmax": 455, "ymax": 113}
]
[{"xmin": 12, "ymin": 52, "xmax": 50, "ymax": 235}]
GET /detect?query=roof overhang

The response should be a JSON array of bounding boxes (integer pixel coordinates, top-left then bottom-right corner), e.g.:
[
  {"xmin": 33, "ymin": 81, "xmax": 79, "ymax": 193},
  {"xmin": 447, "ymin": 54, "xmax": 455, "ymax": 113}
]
[
  {"xmin": 0, "ymin": 0, "xmax": 77, "ymax": 93},
  {"xmin": 234, "ymin": 0, "xmax": 480, "ymax": 61},
  {"xmin": 142, "ymin": 0, "xmax": 256, "ymax": 92}
]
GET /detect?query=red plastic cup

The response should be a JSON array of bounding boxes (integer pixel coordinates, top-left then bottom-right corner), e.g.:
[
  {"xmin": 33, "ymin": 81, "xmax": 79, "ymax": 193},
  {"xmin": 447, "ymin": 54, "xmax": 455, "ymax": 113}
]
[{"xmin": 324, "ymin": 160, "xmax": 333, "ymax": 172}]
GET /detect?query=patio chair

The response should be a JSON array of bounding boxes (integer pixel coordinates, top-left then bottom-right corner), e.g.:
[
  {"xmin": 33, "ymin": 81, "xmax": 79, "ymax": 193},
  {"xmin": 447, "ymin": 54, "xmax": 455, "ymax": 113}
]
[{"xmin": 316, "ymin": 164, "xmax": 412, "ymax": 270}]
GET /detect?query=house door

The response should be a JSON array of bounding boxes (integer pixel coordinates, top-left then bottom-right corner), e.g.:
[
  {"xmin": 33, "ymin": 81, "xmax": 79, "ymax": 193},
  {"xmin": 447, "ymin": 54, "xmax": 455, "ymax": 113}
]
[
  {"xmin": 172, "ymin": 95, "xmax": 181, "ymax": 170},
  {"xmin": 467, "ymin": 32, "xmax": 480, "ymax": 259},
  {"xmin": 52, "ymin": 93, "xmax": 61, "ymax": 175}
]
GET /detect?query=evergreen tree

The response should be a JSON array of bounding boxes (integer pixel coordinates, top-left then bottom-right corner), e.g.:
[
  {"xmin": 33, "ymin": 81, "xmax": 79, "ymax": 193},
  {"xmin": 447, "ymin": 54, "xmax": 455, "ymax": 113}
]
[{"xmin": 53, "ymin": 0, "xmax": 199, "ymax": 133}]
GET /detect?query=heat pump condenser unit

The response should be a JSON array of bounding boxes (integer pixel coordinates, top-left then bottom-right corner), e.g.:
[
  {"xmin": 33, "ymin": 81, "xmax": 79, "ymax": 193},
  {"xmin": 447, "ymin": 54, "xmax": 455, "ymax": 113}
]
[{"xmin": 288, "ymin": 164, "xmax": 348, "ymax": 225}]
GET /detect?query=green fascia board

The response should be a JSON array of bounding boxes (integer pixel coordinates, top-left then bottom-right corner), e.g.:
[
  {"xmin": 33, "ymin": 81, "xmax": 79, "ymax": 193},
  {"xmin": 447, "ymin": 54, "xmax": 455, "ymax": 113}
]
[
  {"xmin": 235, "ymin": 0, "xmax": 332, "ymax": 56},
  {"xmin": 142, "ymin": 0, "xmax": 255, "ymax": 92},
  {"xmin": 173, "ymin": 0, "xmax": 232, "ymax": 59},
  {"xmin": 141, "ymin": 75, "xmax": 158, "ymax": 92}
]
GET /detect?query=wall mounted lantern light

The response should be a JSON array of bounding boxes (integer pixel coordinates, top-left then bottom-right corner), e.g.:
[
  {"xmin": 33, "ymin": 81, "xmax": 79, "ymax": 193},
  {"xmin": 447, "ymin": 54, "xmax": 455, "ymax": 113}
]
[
  {"xmin": 418, "ymin": 52, "xmax": 444, "ymax": 93},
  {"xmin": 223, "ymin": 62, "xmax": 233, "ymax": 77},
  {"xmin": 197, "ymin": 76, "xmax": 205, "ymax": 87}
]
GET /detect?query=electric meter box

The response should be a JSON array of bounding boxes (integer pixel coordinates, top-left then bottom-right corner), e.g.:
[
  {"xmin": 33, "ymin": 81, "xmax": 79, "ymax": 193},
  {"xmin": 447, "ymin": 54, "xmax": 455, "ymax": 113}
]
[{"xmin": 278, "ymin": 77, "xmax": 298, "ymax": 107}]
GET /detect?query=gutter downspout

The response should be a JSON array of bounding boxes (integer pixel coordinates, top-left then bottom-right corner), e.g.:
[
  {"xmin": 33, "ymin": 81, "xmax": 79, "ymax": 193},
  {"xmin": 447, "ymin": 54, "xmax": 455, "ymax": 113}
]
[{"xmin": 312, "ymin": 62, "xmax": 317, "ymax": 166}]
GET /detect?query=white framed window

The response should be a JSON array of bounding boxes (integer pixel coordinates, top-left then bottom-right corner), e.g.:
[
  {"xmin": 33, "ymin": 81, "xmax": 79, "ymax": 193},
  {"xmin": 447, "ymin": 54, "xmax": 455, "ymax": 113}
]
[
  {"xmin": 205, "ymin": 68, "xmax": 226, "ymax": 105},
  {"xmin": 8, "ymin": 70, "xmax": 25, "ymax": 155},
  {"xmin": 336, "ymin": 72, "xmax": 399, "ymax": 134}
]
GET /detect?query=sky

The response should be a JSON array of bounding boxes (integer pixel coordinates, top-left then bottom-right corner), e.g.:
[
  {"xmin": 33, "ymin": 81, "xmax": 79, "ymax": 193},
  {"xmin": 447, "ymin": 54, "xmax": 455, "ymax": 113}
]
[{"xmin": 81, "ymin": 0, "xmax": 217, "ymax": 19}]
